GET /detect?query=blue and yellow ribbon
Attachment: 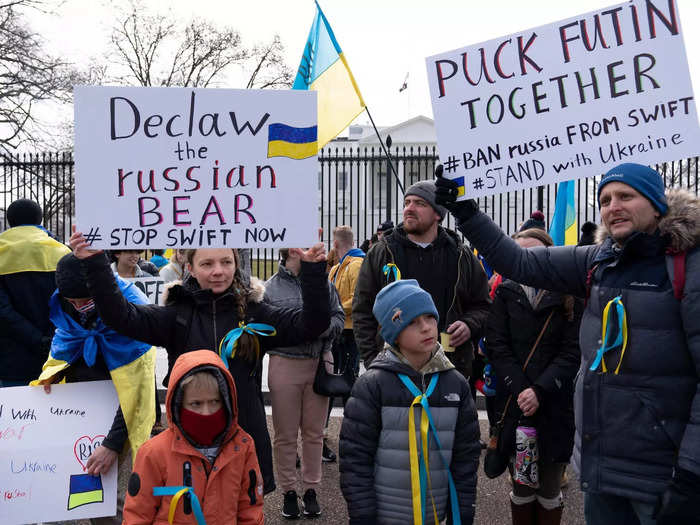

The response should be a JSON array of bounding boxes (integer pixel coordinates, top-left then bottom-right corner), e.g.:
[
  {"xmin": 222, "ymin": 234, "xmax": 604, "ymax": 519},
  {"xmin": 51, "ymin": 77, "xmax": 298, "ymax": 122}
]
[
  {"xmin": 153, "ymin": 486, "xmax": 206, "ymax": 525},
  {"xmin": 589, "ymin": 295, "xmax": 628, "ymax": 374},
  {"xmin": 398, "ymin": 373, "xmax": 461, "ymax": 525},
  {"xmin": 218, "ymin": 322, "xmax": 277, "ymax": 369},
  {"xmin": 383, "ymin": 263, "xmax": 401, "ymax": 283}
]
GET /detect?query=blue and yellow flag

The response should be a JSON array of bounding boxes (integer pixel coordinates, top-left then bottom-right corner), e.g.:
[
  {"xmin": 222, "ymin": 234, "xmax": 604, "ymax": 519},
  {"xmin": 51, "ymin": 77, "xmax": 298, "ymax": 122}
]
[
  {"xmin": 453, "ymin": 176, "xmax": 466, "ymax": 198},
  {"xmin": 32, "ymin": 276, "xmax": 156, "ymax": 461},
  {"xmin": 0, "ymin": 226, "xmax": 70, "ymax": 275},
  {"xmin": 293, "ymin": 1, "xmax": 365, "ymax": 149},
  {"xmin": 68, "ymin": 474, "xmax": 104, "ymax": 510},
  {"xmin": 267, "ymin": 123, "xmax": 318, "ymax": 160},
  {"xmin": 549, "ymin": 180, "xmax": 577, "ymax": 246}
]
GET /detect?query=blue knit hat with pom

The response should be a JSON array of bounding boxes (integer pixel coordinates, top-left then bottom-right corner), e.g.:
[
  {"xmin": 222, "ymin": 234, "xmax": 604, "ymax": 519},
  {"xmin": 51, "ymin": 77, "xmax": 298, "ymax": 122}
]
[
  {"xmin": 372, "ymin": 279, "xmax": 438, "ymax": 346},
  {"xmin": 597, "ymin": 163, "xmax": 668, "ymax": 215}
]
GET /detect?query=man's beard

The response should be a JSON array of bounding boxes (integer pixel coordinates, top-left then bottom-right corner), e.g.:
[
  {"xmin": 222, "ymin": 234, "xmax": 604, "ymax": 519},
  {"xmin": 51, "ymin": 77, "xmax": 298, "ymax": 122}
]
[{"xmin": 403, "ymin": 216, "xmax": 432, "ymax": 235}]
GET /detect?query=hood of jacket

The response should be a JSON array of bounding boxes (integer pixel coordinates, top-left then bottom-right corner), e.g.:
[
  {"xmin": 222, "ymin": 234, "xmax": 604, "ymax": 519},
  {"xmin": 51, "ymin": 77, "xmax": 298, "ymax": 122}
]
[
  {"xmin": 595, "ymin": 188, "xmax": 700, "ymax": 252},
  {"xmin": 166, "ymin": 350, "xmax": 239, "ymax": 446},
  {"xmin": 161, "ymin": 272, "xmax": 266, "ymax": 306},
  {"xmin": 369, "ymin": 343, "xmax": 455, "ymax": 377}
]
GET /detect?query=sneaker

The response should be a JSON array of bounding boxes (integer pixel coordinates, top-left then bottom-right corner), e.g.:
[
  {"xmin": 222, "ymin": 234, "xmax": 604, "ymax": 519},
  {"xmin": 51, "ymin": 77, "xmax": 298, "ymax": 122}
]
[
  {"xmin": 302, "ymin": 488, "xmax": 321, "ymax": 517},
  {"xmin": 322, "ymin": 440, "xmax": 336, "ymax": 463},
  {"xmin": 282, "ymin": 490, "xmax": 300, "ymax": 519}
]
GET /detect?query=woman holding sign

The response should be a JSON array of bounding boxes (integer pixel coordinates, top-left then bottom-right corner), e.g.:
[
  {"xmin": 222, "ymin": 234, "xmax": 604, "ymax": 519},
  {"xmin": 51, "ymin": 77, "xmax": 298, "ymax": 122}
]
[{"xmin": 69, "ymin": 228, "xmax": 331, "ymax": 495}]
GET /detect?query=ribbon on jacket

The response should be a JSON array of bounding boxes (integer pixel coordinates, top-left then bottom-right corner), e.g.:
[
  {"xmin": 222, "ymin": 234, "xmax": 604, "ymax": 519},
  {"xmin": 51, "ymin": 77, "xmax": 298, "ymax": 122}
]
[
  {"xmin": 398, "ymin": 372, "xmax": 461, "ymax": 525},
  {"xmin": 153, "ymin": 486, "xmax": 206, "ymax": 525},
  {"xmin": 589, "ymin": 295, "xmax": 628, "ymax": 374},
  {"xmin": 218, "ymin": 322, "xmax": 277, "ymax": 369},
  {"xmin": 383, "ymin": 263, "xmax": 401, "ymax": 283}
]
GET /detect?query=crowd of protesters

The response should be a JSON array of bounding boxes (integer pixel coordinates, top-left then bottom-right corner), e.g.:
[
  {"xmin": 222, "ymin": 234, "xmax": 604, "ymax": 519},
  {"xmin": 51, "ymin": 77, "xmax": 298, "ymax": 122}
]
[{"xmin": 1, "ymin": 159, "xmax": 698, "ymax": 524}]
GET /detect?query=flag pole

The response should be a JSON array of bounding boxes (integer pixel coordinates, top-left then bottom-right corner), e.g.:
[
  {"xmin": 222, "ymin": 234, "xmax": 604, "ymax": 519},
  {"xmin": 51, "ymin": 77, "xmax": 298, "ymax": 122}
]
[{"xmin": 364, "ymin": 106, "xmax": 404, "ymax": 194}]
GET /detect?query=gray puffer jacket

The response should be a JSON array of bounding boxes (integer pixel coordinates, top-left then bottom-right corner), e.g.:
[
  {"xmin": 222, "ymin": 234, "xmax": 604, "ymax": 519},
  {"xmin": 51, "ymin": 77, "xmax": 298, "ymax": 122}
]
[
  {"xmin": 264, "ymin": 262, "xmax": 344, "ymax": 359},
  {"xmin": 456, "ymin": 189, "xmax": 700, "ymax": 504},
  {"xmin": 339, "ymin": 345, "xmax": 480, "ymax": 524}
]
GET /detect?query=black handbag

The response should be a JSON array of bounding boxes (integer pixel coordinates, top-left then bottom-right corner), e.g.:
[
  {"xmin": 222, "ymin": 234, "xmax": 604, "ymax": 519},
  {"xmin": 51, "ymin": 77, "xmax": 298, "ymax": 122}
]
[
  {"xmin": 483, "ymin": 310, "xmax": 553, "ymax": 479},
  {"xmin": 313, "ymin": 347, "xmax": 355, "ymax": 398}
]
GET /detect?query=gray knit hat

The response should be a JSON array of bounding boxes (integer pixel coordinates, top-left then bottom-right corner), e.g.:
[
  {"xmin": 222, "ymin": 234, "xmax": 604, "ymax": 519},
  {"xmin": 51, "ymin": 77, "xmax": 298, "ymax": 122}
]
[{"xmin": 404, "ymin": 180, "xmax": 447, "ymax": 220}]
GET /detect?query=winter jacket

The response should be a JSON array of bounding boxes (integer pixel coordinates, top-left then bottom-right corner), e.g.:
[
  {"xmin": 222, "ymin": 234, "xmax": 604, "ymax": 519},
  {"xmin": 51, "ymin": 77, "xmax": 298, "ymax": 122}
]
[
  {"xmin": 81, "ymin": 252, "xmax": 331, "ymax": 494},
  {"xmin": 110, "ymin": 261, "xmax": 150, "ymax": 278},
  {"xmin": 0, "ymin": 226, "xmax": 70, "ymax": 382},
  {"xmin": 264, "ymin": 262, "xmax": 345, "ymax": 359},
  {"xmin": 352, "ymin": 225, "xmax": 491, "ymax": 370},
  {"xmin": 486, "ymin": 282, "xmax": 581, "ymax": 463},
  {"xmin": 456, "ymin": 189, "xmax": 700, "ymax": 504},
  {"xmin": 329, "ymin": 249, "xmax": 365, "ymax": 330},
  {"xmin": 160, "ymin": 260, "xmax": 184, "ymax": 284},
  {"xmin": 123, "ymin": 350, "xmax": 263, "ymax": 525},
  {"xmin": 339, "ymin": 346, "xmax": 480, "ymax": 525}
]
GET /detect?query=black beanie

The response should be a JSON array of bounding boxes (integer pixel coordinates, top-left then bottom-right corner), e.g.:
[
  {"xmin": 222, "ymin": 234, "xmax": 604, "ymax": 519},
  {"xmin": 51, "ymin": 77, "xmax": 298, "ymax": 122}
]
[
  {"xmin": 56, "ymin": 253, "xmax": 90, "ymax": 299},
  {"xmin": 6, "ymin": 199, "xmax": 42, "ymax": 227}
]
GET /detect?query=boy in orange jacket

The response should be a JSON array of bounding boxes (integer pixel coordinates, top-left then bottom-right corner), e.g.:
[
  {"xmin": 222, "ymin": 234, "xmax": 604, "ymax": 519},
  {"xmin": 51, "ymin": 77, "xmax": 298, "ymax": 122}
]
[{"xmin": 123, "ymin": 350, "xmax": 263, "ymax": 525}]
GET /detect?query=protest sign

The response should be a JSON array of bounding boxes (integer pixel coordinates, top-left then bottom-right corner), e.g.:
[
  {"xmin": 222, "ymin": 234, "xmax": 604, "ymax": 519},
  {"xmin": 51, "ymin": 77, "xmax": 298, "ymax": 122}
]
[
  {"xmin": 427, "ymin": 0, "xmax": 700, "ymax": 198},
  {"xmin": 0, "ymin": 381, "xmax": 119, "ymax": 524},
  {"xmin": 127, "ymin": 276, "xmax": 165, "ymax": 305},
  {"xmin": 75, "ymin": 86, "xmax": 318, "ymax": 248}
]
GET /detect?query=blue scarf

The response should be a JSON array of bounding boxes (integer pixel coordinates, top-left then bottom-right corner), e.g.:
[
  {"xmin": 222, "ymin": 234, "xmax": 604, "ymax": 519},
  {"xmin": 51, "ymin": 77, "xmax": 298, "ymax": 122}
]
[{"xmin": 49, "ymin": 276, "xmax": 151, "ymax": 370}]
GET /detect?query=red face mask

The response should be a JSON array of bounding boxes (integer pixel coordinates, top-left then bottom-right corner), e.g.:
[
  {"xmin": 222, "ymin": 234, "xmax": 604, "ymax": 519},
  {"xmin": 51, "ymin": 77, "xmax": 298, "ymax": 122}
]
[{"xmin": 179, "ymin": 407, "xmax": 227, "ymax": 446}]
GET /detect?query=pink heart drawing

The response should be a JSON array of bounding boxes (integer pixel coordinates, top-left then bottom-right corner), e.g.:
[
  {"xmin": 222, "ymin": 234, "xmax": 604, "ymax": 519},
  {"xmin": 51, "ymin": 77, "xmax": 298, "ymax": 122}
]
[{"xmin": 73, "ymin": 435, "xmax": 106, "ymax": 471}]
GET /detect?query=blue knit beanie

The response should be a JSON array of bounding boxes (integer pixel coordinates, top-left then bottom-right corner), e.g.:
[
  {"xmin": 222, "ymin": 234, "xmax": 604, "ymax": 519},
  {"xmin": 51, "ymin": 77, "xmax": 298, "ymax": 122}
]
[
  {"xmin": 372, "ymin": 279, "xmax": 439, "ymax": 346},
  {"xmin": 597, "ymin": 163, "xmax": 668, "ymax": 215}
]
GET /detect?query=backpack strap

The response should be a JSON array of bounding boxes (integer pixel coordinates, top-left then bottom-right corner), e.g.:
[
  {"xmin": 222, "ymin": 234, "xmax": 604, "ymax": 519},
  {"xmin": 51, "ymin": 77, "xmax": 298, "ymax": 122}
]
[{"xmin": 665, "ymin": 250, "xmax": 687, "ymax": 300}]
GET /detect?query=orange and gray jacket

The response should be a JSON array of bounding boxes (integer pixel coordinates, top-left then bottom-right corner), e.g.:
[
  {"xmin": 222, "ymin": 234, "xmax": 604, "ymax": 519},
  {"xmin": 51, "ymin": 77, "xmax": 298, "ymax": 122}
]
[{"xmin": 123, "ymin": 350, "xmax": 263, "ymax": 525}]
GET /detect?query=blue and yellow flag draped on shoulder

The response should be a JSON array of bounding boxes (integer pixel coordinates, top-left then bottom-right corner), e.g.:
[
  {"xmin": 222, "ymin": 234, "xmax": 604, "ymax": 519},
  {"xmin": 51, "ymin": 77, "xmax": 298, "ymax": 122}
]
[
  {"xmin": 549, "ymin": 180, "xmax": 578, "ymax": 246},
  {"xmin": 0, "ymin": 225, "xmax": 70, "ymax": 275},
  {"xmin": 32, "ymin": 276, "xmax": 156, "ymax": 461},
  {"xmin": 293, "ymin": 0, "xmax": 365, "ymax": 149}
]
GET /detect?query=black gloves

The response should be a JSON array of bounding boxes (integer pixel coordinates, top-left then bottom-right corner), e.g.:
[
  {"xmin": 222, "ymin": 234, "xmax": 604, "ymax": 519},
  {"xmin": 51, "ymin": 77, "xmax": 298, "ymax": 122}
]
[
  {"xmin": 434, "ymin": 164, "xmax": 480, "ymax": 224},
  {"xmin": 655, "ymin": 467, "xmax": 700, "ymax": 524}
]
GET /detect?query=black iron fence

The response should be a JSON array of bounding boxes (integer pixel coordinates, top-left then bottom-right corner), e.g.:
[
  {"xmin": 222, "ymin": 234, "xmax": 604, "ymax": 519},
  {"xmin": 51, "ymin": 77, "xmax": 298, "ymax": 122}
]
[{"xmin": 2, "ymin": 150, "xmax": 698, "ymax": 280}]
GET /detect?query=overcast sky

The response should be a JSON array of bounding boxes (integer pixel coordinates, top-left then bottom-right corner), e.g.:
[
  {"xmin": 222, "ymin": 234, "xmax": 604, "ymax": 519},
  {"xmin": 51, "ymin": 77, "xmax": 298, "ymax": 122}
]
[{"xmin": 30, "ymin": 0, "xmax": 700, "ymax": 130}]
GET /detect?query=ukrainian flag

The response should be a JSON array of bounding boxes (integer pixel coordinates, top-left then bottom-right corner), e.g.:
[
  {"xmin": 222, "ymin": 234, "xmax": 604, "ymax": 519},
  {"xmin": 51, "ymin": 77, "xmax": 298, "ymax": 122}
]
[
  {"xmin": 32, "ymin": 276, "xmax": 156, "ymax": 462},
  {"xmin": 293, "ymin": 1, "xmax": 365, "ymax": 149},
  {"xmin": 267, "ymin": 123, "xmax": 318, "ymax": 160},
  {"xmin": 68, "ymin": 474, "xmax": 104, "ymax": 509},
  {"xmin": 454, "ymin": 176, "xmax": 466, "ymax": 198},
  {"xmin": 549, "ymin": 180, "xmax": 578, "ymax": 245}
]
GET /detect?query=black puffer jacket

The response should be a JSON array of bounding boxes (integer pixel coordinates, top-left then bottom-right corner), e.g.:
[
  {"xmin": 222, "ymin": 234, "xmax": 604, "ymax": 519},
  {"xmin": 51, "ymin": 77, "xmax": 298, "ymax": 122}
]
[
  {"xmin": 486, "ymin": 281, "xmax": 581, "ymax": 463},
  {"xmin": 81, "ymin": 252, "xmax": 331, "ymax": 494}
]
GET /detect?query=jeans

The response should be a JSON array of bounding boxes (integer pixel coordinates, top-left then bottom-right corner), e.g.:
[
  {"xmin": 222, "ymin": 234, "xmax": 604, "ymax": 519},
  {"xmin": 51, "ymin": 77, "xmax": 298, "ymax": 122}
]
[{"xmin": 584, "ymin": 492, "xmax": 657, "ymax": 525}]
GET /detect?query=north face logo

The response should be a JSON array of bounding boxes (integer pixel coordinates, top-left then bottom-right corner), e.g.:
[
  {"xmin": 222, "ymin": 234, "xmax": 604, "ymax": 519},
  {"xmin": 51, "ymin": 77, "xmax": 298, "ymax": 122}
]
[{"xmin": 444, "ymin": 393, "xmax": 460, "ymax": 402}]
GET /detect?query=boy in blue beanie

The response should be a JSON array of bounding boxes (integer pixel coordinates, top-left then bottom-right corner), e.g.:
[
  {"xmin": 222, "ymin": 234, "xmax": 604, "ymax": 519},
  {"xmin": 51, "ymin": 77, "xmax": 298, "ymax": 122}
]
[{"xmin": 339, "ymin": 279, "xmax": 480, "ymax": 525}]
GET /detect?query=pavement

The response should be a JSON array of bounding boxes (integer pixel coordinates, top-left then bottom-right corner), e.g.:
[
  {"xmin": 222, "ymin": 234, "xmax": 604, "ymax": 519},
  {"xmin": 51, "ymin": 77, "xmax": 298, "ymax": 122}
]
[{"xmin": 262, "ymin": 416, "xmax": 585, "ymax": 525}]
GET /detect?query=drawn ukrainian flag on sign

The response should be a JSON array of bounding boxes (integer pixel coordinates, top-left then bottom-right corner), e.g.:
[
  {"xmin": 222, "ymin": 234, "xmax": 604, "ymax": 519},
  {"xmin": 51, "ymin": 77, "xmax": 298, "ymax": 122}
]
[
  {"xmin": 293, "ymin": 1, "xmax": 365, "ymax": 149},
  {"xmin": 267, "ymin": 123, "xmax": 318, "ymax": 160},
  {"xmin": 453, "ymin": 176, "xmax": 466, "ymax": 198},
  {"xmin": 68, "ymin": 474, "xmax": 104, "ymax": 509},
  {"xmin": 549, "ymin": 180, "xmax": 578, "ymax": 245}
]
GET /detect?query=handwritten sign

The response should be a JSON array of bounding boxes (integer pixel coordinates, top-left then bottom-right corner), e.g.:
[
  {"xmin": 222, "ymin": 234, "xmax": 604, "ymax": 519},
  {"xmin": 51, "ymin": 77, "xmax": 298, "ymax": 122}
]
[
  {"xmin": 75, "ymin": 86, "xmax": 319, "ymax": 248},
  {"xmin": 427, "ymin": 0, "xmax": 700, "ymax": 198},
  {"xmin": 127, "ymin": 276, "xmax": 165, "ymax": 305},
  {"xmin": 0, "ymin": 381, "xmax": 119, "ymax": 524}
]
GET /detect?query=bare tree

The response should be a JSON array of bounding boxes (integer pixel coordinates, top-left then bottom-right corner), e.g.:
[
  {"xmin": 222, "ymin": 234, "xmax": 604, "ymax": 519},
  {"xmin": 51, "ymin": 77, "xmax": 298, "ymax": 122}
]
[
  {"xmin": 107, "ymin": 4, "xmax": 292, "ymax": 89},
  {"xmin": 0, "ymin": 1, "xmax": 73, "ymax": 155}
]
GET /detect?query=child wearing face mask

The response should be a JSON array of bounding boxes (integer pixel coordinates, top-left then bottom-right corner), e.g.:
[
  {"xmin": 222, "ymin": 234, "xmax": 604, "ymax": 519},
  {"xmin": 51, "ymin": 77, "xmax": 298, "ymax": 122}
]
[
  {"xmin": 32, "ymin": 253, "xmax": 157, "ymax": 525},
  {"xmin": 123, "ymin": 350, "xmax": 263, "ymax": 525}
]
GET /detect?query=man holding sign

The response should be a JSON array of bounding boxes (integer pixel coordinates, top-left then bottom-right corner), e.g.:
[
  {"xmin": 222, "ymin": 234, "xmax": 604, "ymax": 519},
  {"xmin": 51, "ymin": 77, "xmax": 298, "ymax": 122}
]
[{"xmin": 435, "ymin": 162, "xmax": 700, "ymax": 524}]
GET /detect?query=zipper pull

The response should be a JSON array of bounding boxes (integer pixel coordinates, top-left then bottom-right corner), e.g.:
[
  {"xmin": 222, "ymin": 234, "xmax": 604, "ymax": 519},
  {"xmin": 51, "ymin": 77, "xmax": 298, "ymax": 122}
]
[{"xmin": 183, "ymin": 461, "xmax": 192, "ymax": 515}]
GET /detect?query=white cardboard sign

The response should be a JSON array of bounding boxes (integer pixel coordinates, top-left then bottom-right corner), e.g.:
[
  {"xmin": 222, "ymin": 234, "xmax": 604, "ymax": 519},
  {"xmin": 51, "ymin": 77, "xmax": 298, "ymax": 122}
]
[
  {"xmin": 427, "ymin": 0, "xmax": 700, "ymax": 198},
  {"xmin": 127, "ymin": 276, "xmax": 166, "ymax": 305},
  {"xmin": 0, "ymin": 381, "xmax": 119, "ymax": 524},
  {"xmin": 75, "ymin": 86, "xmax": 319, "ymax": 248}
]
